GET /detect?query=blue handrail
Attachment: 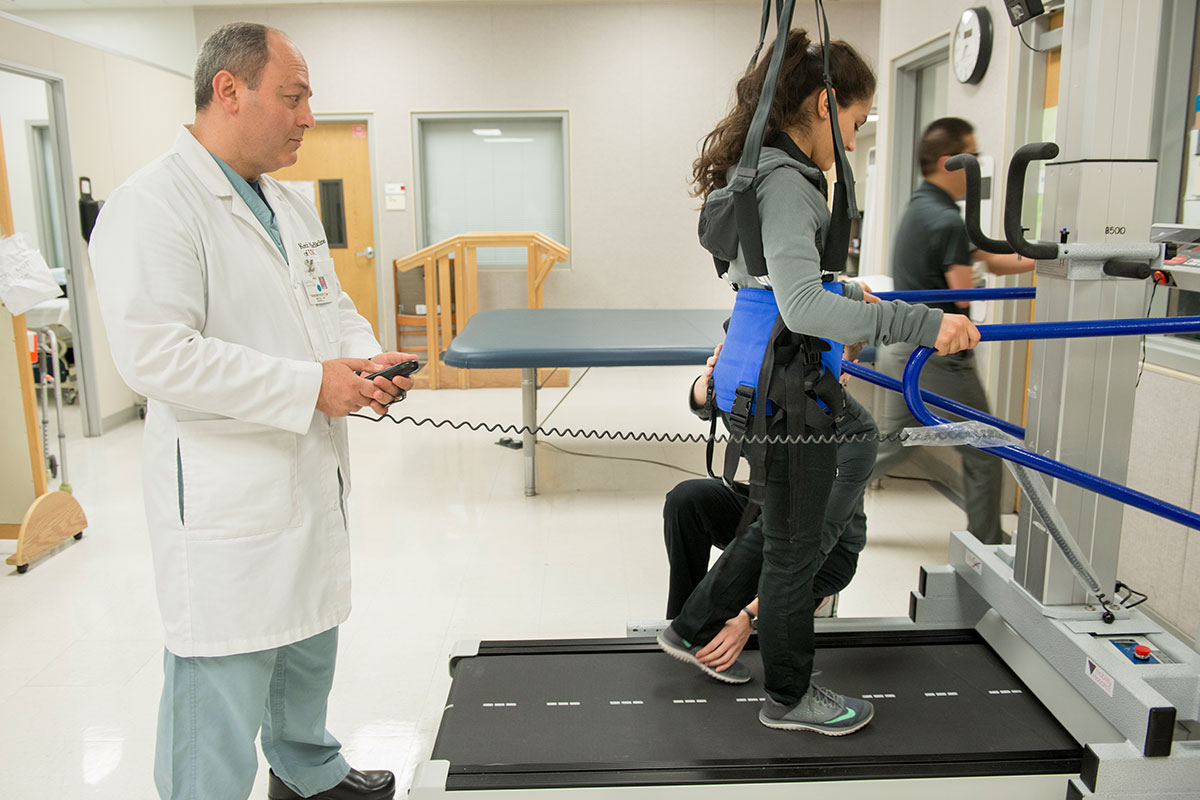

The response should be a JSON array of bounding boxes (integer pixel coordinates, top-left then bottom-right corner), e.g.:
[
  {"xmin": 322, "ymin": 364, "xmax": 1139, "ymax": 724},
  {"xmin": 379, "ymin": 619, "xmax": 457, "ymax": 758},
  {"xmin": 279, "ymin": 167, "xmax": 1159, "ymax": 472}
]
[
  {"xmin": 841, "ymin": 361, "xmax": 1026, "ymax": 439},
  {"xmin": 872, "ymin": 286, "xmax": 1036, "ymax": 303},
  {"xmin": 901, "ymin": 316, "xmax": 1200, "ymax": 531}
]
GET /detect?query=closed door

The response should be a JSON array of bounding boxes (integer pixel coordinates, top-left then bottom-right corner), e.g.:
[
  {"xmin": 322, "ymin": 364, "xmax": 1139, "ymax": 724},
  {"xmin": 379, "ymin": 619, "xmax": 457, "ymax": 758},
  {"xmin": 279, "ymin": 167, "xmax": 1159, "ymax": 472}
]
[{"xmin": 272, "ymin": 120, "xmax": 378, "ymax": 336}]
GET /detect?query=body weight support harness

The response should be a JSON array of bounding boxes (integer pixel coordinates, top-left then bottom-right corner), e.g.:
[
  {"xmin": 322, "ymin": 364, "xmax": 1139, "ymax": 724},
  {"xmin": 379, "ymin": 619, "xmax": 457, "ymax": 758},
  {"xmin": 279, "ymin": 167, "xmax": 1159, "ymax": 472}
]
[{"xmin": 699, "ymin": 0, "xmax": 862, "ymax": 528}]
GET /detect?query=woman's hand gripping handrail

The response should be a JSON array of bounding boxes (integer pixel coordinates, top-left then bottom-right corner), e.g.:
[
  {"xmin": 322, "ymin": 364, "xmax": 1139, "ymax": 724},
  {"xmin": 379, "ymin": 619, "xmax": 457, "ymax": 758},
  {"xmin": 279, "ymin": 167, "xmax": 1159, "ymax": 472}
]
[
  {"xmin": 900, "ymin": 316, "xmax": 1200, "ymax": 531},
  {"xmin": 841, "ymin": 286, "xmax": 1033, "ymax": 439}
]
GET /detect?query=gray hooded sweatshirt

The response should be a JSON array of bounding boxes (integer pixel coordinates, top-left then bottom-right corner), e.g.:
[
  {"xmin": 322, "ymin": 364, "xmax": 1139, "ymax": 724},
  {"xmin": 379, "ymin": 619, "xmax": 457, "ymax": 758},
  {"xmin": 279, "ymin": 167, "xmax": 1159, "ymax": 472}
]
[{"xmin": 699, "ymin": 145, "xmax": 943, "ymax": 349}]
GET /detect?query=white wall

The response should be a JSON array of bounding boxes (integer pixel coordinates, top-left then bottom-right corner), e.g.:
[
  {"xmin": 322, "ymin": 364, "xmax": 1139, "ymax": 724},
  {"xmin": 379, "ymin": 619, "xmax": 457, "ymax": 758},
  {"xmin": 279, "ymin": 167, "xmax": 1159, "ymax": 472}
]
[
  {"xmin": 0, "ymin": 70, "xmax": 49, "ymax": 252},
  {"xmin": 0, "ymin": 13, "xmax": 195, "ymax": 428},
  {"xmin": 1121, "ymin": 365, "xmax": 1200, "ymax": 645},
  {"xmin": 193, "ymin": 1, "xmax": 881, "ymax": 316},
  {"xmin": 10, "ymin": 8, "xmax": 197, "ymax": 77},
  {"xmin": 864, "ymin": 0, "xmax": 1022, "ymax": 276}
]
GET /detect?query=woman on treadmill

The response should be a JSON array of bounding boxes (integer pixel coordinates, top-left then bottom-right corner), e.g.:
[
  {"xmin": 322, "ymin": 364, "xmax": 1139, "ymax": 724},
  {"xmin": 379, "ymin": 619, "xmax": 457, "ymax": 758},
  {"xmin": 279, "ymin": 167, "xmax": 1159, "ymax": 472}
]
[{"xmin": 656, "ymin": 30, "xmax": 980, "ymax": 735}]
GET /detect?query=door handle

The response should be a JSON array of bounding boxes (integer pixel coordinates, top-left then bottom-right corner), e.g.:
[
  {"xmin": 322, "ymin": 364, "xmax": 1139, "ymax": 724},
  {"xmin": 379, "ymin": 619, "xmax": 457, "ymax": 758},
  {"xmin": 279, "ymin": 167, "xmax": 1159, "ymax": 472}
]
[{"xmin": 356, "ymin": 246, "xmax": 375, "ymax": 259}]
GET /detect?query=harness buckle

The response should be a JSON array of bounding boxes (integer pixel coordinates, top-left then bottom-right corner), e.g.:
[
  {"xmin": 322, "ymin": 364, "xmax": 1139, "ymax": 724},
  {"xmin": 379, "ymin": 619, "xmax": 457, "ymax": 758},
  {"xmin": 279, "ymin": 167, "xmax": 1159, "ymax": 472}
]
[{"xmin": 728, "ymin": 384, "xmax": 755, "ymax": 435}]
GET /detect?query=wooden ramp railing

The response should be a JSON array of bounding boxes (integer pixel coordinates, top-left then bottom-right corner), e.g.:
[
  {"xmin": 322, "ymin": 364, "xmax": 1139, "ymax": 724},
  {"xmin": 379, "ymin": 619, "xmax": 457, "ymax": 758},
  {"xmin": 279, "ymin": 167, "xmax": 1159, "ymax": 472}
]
[{"xmin": 393, "ymin": 232, "xmax": 569, "ymax": 389}]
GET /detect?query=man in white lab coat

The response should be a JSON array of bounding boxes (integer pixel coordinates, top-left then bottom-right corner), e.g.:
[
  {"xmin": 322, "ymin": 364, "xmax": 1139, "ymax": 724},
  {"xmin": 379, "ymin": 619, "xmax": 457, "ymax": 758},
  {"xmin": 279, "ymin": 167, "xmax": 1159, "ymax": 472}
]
[{"xmin": 90, "ymin": 22, "xmax": 410, "ymax": 800}]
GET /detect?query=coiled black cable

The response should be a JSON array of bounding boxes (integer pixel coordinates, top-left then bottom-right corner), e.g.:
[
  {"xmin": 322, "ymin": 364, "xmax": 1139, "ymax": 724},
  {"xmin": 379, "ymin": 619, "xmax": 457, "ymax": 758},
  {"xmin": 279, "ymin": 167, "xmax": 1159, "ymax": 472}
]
[{"xmin": 348, "ymin": 411, "xmax": 904, "ymax": 446}]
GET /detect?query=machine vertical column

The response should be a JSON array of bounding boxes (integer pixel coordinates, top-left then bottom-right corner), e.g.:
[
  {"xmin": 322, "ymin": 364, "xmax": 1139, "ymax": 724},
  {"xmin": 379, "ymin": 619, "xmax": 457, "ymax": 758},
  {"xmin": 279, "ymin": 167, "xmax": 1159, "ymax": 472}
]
[{"xmin": 1012, "ymin": 0, "xmax": 1164, "ymax": 604}]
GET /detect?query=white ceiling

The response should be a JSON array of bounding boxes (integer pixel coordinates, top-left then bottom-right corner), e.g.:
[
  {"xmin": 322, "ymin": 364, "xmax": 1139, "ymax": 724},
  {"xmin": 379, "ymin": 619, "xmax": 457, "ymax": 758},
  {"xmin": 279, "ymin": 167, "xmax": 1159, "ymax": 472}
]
[{"xmin": 3, "ymin": 0, "xmax": 780, "ymax": 9}]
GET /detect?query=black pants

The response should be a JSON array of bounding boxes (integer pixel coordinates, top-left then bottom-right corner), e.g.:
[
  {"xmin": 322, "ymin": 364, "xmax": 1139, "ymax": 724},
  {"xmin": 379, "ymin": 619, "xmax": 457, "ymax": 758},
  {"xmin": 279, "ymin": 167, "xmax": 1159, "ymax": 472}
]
[
  {"xmin": 663, "ymin": 392, "xmax": 877, "ymax": 618},
  {"xmin": 663, "ymin": 479, "xmax": 860, "ymax": 618},
  {"xmin": 871, "ymin": 344, "xmax": 1005, "ymax": 544},
  {"xmin": 672, "ymin": 439, "xmax": 838, "ymax": 706}
]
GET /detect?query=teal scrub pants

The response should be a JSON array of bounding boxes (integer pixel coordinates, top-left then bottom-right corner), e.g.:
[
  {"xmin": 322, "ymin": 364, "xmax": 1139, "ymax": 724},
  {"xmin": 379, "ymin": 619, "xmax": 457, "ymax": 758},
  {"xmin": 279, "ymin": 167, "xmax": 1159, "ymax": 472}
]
[{"xmin": 154, "ymin": 626, "xmax": 350, "ymax": 800}]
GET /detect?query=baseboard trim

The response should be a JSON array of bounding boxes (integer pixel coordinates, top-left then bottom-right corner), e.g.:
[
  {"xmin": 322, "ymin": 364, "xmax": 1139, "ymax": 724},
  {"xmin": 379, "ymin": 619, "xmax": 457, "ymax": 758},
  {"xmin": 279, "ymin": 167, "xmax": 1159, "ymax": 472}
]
[{"xmin": 100, "ymin": 405, "xmax": 140, "ymax": 433}]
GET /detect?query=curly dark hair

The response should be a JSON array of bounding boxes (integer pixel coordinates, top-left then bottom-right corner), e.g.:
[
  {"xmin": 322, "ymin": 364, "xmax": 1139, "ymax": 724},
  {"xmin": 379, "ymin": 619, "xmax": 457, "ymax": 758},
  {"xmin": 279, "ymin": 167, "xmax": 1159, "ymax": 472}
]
[{"xmin": 691, "ymin": 29, "xmax": 875, "ymax": 199}]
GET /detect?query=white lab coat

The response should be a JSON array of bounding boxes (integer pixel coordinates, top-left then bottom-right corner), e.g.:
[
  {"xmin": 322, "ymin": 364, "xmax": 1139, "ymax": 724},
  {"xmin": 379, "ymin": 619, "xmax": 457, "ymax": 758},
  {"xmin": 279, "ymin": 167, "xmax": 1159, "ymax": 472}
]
[{"xmin": 90, "ymin": 126, "xmax": 380, "ymax": 657}]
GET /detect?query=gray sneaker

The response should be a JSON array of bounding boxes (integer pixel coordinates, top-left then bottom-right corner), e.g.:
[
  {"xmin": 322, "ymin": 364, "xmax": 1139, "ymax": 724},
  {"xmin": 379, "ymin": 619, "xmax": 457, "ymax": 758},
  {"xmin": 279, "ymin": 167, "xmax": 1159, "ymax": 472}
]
[
  {"xmin": 656, "ymin": 625, "xmax": 751, "ymax": 684},
  {"xmin": 759, "ymin": 684, "xmax": 874, "ymax": 735}
]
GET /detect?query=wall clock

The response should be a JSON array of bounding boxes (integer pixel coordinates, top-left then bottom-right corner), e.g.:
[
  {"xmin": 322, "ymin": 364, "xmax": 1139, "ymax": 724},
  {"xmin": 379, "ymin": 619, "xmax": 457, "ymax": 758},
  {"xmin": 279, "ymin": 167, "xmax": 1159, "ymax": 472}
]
[{"xmin": 953, "ymin": 6, "xmax": 994, "ymax": 85}]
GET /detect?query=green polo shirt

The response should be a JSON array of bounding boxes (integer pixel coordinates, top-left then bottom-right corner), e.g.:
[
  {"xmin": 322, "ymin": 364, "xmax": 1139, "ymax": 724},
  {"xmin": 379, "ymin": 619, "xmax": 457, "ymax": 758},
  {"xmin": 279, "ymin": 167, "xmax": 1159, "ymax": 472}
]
[
  {"xmin": 891, "ymin": 181, "xmax": 973, "ymax": 315},
  {"xmin": 210, "ymin": 153, "xmax": 287, "ymax": 262}
]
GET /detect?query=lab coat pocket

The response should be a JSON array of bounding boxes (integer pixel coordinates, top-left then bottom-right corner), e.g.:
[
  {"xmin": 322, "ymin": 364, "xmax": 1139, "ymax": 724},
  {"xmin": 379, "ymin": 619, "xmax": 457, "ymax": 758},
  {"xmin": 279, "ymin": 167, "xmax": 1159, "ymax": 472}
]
[
  {"xmin": 314, "ymin": 259, "xmax": 341, "ymax": 344},
  {"xmin": 176, "ymin": 418, "xmax": 300, "ymax": 539}
]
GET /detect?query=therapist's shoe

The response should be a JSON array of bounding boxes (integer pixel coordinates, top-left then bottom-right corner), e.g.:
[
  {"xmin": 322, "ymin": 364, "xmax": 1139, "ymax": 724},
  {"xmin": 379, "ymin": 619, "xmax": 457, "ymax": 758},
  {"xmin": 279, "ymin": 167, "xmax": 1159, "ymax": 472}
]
[
  {"xmin": 657, "ymin": 625, "xmax": 751, "ymax": 684},
  {"xmin": 759, "ymin": 685, "xmax": 874, "ymax": 735},
  {"xmin": 268, "ymin": 768, "xmax": 395, "ymax": 800}
]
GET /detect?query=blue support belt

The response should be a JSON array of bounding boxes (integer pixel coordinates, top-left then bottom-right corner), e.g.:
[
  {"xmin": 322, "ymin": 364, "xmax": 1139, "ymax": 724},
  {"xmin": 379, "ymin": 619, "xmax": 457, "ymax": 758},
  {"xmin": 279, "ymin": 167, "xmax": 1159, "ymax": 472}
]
[{"xmin": 713, "ymin": 285, "xmax": 844, "ymax": 416}]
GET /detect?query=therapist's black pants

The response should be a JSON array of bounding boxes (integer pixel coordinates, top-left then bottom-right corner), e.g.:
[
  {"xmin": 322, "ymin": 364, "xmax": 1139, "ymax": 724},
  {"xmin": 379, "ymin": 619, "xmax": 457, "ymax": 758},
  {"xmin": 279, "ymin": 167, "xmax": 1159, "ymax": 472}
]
[
  {"xmin": 663, "ymin": 391, "xmax": 878, "ymax": 619},
  {"xmin": 663, "ymin": 479, "xmax": 860, "ymax": 619},
  {"xmin": 671, "ymin": 437, "xmax": 838, "ymax": 707}
]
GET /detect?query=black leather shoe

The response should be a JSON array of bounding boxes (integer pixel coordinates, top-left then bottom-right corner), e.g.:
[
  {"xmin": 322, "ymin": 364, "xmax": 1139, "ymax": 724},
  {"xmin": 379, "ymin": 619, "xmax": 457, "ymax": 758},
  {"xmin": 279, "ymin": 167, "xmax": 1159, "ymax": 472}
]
[{"xmin": 268, "ymin": 768, "xmax": 395, "ymax": 800}]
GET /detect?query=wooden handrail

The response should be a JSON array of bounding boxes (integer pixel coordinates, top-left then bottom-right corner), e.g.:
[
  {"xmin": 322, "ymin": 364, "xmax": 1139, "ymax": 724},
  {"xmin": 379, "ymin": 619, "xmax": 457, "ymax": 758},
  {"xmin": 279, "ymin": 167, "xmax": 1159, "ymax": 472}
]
[
  {"xmin": 393, "ymin": 232, "xmax": 568, "ymax": 272},
  {"xmin": 392, "ymin": 232, "xmax": 569, "ymax": 389}
]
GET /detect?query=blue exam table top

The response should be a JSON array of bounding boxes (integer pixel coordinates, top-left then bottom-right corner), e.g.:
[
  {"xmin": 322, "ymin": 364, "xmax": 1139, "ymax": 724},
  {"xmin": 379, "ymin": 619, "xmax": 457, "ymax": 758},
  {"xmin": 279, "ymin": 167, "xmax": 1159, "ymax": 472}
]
[{"xmin": 442, "ymin": 309, "xmax": 730, "ymax": 369}]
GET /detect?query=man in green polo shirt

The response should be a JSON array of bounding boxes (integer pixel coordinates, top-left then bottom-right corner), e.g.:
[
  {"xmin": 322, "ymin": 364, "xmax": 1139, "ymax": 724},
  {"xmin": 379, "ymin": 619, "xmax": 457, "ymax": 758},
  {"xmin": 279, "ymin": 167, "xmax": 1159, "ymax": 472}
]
[{"xmin": 870, "ymin": 117, "xmax": 1030, "ymax": 545}]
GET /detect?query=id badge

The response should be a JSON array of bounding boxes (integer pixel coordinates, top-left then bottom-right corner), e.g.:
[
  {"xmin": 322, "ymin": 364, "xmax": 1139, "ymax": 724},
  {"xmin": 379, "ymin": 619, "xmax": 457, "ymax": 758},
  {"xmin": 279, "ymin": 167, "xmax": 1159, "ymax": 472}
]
[{"xmin": 304, "ymin": 274, "xmax": 334, "ymax": 305}]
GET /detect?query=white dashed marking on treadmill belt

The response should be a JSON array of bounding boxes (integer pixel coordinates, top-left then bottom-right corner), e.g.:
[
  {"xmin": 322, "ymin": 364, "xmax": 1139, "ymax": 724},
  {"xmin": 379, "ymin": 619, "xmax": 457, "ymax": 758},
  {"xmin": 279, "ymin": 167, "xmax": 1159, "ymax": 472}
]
[
  {"xmin": 671, "ymin": 698, "xmax": 708, "ymax": 704},
  {"xmin": 988, "ymin": 689, "xmax": 1024, "ymax": 695},
  {"xmin": 735, "ymin": 697, "xmax": 767, "ymax": 703},
  {"xmin": 924, "ymin": 692, "xmax": 959, "ymax": 697},
  {"xmin": 482, "ymin": 702, "xmax": 517, "ymax": 707},
  {"xmin": 546, "ymin": 701, "xmax": 583, "ymax": 706},
  {"xmin": 863, "ymin": 694, "xmax": 896, "ymax": 699},
  {"xmin": 608, "ymin": 700, "xmax": 645, "ymax": 705}
]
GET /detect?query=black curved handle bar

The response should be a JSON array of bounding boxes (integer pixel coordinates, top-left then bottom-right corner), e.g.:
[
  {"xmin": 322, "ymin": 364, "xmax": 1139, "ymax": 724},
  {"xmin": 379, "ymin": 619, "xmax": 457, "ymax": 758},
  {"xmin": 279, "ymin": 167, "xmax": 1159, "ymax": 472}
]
[
  {"xmin": 1103, "ymin": 260, "xmax": 1153, "ymax": 280},
  {"xmin": 944, "ymin": 154, "xmax": 1014, "ymax": 255},
  {"xmin": 1004, "ymin": 142, "xmax": 1061, "ymax": 260}
]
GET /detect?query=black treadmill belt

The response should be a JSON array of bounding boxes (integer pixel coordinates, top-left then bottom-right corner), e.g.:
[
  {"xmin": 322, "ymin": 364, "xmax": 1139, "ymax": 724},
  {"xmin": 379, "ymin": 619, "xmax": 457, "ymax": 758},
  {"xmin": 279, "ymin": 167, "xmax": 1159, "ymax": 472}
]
[{"xmin": 431, "ymin": 631, "xmax": 1082, "ymax": 789}]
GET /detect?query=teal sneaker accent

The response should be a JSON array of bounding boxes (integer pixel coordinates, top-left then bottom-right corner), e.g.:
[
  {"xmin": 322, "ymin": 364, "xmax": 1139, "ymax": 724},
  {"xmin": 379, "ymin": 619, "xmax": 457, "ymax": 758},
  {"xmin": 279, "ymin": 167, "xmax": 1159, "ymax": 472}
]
[
  {"xmin": 656, "ymin": 625, "xmax": 751, "ymax": 685},
  {"xmin": 759, "ymin": 684, "xmax": 874, "ymax": 735},
  {"xmin": 827, "ymin": 708, "xmax": 856, "ymax": 724}
]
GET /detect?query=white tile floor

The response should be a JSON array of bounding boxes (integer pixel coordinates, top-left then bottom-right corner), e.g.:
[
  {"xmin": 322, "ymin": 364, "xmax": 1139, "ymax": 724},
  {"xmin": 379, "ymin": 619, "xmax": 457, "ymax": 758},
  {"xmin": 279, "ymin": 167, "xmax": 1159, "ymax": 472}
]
[{"xmin": 0, "ymin": 366, "xmax": 1006, "ymax": 798}]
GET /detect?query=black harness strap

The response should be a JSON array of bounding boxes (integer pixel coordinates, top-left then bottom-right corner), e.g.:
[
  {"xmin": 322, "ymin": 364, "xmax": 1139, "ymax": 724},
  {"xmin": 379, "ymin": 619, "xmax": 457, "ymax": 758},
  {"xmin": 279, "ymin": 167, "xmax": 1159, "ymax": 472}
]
[{"xmin": 729, "ymin": 0, "xmax": 797, "ymax": 281}]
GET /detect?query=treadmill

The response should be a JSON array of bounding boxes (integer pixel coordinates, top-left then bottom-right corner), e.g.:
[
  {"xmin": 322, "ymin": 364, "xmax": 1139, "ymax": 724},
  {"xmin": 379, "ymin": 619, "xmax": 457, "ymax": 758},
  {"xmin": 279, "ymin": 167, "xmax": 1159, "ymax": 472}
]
[
  {"xmin": 413, "ymin": 628, "xmax": 1082, "ymax": 797},
  {"xmin": 410, "ymin": 205, "xmax": 1200, "ymax": 798}
]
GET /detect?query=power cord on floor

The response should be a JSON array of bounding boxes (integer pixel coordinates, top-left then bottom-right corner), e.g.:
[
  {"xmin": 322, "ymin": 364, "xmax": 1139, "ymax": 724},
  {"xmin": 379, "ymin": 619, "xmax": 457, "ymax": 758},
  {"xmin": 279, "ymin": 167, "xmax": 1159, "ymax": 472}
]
[{"xmin": 537, "ymin": 440, "xmax": 707, "ymax": 477}]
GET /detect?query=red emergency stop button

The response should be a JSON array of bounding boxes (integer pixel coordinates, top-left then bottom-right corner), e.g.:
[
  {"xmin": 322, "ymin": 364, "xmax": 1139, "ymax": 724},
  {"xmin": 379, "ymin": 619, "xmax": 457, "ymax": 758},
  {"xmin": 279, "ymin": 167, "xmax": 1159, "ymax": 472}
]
[{"xmin": 1134, "ymin": 645, "xmax": 1151, "ymax": 660}]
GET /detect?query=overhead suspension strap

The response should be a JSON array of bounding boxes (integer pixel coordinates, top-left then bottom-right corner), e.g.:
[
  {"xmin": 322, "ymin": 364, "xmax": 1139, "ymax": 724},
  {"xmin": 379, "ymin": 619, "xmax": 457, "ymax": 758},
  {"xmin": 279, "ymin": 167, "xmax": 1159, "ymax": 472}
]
[
  {"xmin": 747, "ymin": 0, "xmax": 785, "ymax": 73},
  {"xmin": 732, "ymin": 0, "xmax": 861, "ymax": 279},
  {"xmin": 814, "ymin": 0, "xmax": 860, "ymax": 274},
  {"xmin": 730, "ymin": 0, "xmax": 797, "ymax": 278}
]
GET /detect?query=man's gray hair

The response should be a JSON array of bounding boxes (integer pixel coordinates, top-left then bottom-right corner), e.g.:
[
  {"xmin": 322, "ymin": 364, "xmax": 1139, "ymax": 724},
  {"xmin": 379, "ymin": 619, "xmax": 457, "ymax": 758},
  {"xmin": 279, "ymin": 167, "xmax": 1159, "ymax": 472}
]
[{"xmin": 194, "ymin": 22, "xmax": 282, "ymax": 111}]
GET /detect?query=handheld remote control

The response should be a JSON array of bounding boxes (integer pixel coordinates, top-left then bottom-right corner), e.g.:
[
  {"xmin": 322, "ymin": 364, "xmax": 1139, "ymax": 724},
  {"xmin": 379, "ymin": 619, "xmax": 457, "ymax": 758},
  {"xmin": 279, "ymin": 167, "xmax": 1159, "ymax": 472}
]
[{"xmin": 364, "ymin": 360, "xmax": 421, "ymax": 381}]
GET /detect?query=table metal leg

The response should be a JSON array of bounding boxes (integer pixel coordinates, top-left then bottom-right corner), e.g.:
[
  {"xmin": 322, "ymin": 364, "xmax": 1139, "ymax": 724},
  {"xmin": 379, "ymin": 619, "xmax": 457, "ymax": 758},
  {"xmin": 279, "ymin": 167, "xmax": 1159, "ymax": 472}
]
[{"xmin": 522, "ymin": 367, "xmax": 537, "ymax": 496}]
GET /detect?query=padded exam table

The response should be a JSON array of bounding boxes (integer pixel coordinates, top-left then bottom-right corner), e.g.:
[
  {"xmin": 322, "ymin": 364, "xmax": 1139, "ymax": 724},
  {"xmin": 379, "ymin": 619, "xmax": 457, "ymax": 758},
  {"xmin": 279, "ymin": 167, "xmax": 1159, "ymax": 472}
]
[{"xmin": 442, "ymin": 308, "xmax": 729, "ymax": 495}]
